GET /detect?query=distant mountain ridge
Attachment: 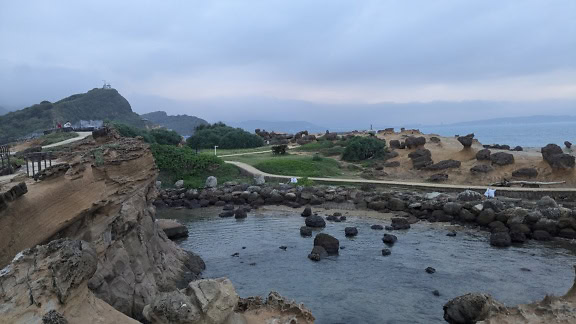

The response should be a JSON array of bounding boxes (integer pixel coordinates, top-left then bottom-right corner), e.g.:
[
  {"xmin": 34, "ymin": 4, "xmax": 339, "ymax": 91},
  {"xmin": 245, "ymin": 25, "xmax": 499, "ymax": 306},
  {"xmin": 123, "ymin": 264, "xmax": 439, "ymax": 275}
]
[
  {"xmin": 230, "ymin": 120, "xmax": 327, "ymax": 134},
  {"xmin": 440, "ymin": 115, "xmax": 576, "ymax": 127},
  {"xmin": 0, "ymin": 88, "xmax": 144, "ymax": 144},
  {"xmin": 141, "ymin": 111, "xmax": 208, "ymax": 136},
  {"xmin": 0, "ymin": 106, "xmax": 7, "ymax": 116}
]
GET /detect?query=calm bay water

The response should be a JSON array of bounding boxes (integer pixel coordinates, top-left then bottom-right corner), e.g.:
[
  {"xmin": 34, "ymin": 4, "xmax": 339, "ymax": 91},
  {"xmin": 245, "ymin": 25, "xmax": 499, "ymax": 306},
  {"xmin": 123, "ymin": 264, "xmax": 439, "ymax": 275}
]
[
  {"xmin": 159, "ymin": 207, "xmax": 576, "ymax": 324},
  {"xmin": 419, "ymin": 122, "xmax": 576, "ymax": 148}
]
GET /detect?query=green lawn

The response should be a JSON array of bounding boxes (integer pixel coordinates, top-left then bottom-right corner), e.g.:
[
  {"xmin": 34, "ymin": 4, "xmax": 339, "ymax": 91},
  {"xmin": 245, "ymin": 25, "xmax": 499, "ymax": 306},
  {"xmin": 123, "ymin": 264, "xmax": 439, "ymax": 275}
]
[
  {"xmin": 295, "ymin": 140, "xmax": 346, "ymax": 157},
  {"xmin": 38, "ymin": 132, "xmax": 79, "ymax": 146},
  {"xmin": 224, "ymin": 153, "xmax": 342, "ymax": 177}
]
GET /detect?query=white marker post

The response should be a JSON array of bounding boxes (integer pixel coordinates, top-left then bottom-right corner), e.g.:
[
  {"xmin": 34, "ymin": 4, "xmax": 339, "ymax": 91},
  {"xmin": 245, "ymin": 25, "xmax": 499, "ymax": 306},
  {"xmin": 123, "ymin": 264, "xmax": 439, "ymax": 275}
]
[{"xmin": 214, "ymin": 146, "xmax": 218, "ymax": 156}]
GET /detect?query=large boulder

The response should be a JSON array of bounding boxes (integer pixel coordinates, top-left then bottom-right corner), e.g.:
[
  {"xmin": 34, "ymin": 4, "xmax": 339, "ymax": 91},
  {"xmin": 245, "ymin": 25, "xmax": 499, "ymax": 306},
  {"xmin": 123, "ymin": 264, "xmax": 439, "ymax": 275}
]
[
  {"xmin": 408, "ymin": 149, "xmax": 433, "ymax": 170},
  {"xmin": 428, "ymin": 173, "xmax": 449, "ymax": 182},
  {"xmin": 443, "ymin": 202, "xmax": 462, "ymax": 216},
  {"xmin": 389, "ymin": 140, "xmax": 402, "ymax": 149},
  {"xmin": 477, "ymin": 209, "xmax": 496, "ymax": 226},
  {"xmin": 301, "ymin": 206, "xmax": 312, "ymax": 217},
  {"xmin": 305, "ymin": 215, "xmax": 326, "ymax": 228},
  {"xmin": 457, "ymin": 190, "xmax": 484, "ymax": 202},
  {"xmin": 541, "ymin": 144, "xmax": 575, "ymax": 169},
  {"xmin": 205, "ymin": 176, "xmax": 218, "ymax": 188},
  {"xmin": 156, "ymin": 219, "xmax": 189, "ymax": 239},
  {"xmin": 476, "ymin": 149, "xmax": 491, "ymax": 161},
  {"xmin": 425, "ymin": 159, "xmax": 461, "ymax": 171},
  {"xmin": 313, "ymin": 233, "xmax": 339, "ymax": 255},
  {"xmin": 143, "ymin": 278, "xmax": 238, "ymax": 324},
  {"xmin": 443, "ymin": 293, "xmax": 505, "ymax": 324},
  {"xmin": 490, "ymin": 232, "xmax": 511, "ymax": 247},
  {"xmin": 490, "ymin": 152, "xmax": 515, "ymax": 166},
  {"xmin": 565, "ymin": 141, "xmax": 572, "ymax": 149},
  {"xmin": 512, "ymin": 168, "xmax": 538, "ymax": 178},
  {"xmin": 470, "ymin": 164, "xmax": 494, "ymax": 174},
  {"xmin": 457, "ymin": 134, "xmax": 474, "ymax": 148},
  {"xmin": 388, "ymin": 197, "xmax": 406, "ymax": 211},
  {"xmin": 405, "ymin": 136, "xmax": 426, "ymax": 149}
]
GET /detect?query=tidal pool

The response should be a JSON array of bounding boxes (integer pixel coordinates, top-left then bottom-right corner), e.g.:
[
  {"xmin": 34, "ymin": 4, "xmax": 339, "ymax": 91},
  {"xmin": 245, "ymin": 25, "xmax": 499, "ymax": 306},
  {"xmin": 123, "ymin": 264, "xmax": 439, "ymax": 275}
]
[{"xmin": 158, "ymin": 207, "xmax": 576, "ymax": 324}]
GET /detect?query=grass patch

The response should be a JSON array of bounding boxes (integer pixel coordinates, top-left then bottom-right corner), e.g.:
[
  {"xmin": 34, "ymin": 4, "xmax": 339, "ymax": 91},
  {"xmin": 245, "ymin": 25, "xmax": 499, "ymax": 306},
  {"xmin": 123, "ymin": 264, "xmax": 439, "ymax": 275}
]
[
  {"xmin": 158, "ymin": 163, "xmax": 251, "ymax": 189},
  {"xmin": 195, "ymin": 145, "xmax": 274, "ymax": 156},
  {"xmin": 38, "ymin": 132, "xmax": 79, "ymax": 146},
  {"xmin": 226, "ymin": 153, "xmax": 342, "ymax": 177}
]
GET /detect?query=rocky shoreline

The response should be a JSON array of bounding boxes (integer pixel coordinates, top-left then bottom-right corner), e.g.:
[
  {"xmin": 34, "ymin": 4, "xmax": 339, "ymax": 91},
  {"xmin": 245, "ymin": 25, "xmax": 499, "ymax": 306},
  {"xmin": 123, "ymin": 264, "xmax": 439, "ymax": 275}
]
[{"xmin": 156, "ymin": 182, "xmax": 576, "ymax": 248}]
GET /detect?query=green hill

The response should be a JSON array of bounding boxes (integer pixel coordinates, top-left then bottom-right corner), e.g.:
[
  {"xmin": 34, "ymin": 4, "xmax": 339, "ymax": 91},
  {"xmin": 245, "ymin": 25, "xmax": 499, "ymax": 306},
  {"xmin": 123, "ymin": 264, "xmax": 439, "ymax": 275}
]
[
  {"xmin": 141, "ymin": 111, "xmax": 208, "ymax": 136},
  {"xmin": 0, "ymin": 106, "xmax": 7, "ymax": 116},
  {"xmin": 0, "ymin": 88, "xmax": 145, "ymax": 144}
]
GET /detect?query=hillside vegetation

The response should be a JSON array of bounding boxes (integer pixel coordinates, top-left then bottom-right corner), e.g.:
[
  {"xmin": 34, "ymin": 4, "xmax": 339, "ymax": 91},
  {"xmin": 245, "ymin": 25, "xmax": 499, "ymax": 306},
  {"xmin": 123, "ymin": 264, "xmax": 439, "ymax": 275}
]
[
  {"xmin": 0, "ymin": 88, "xmax": 144, "ymax": 144},
  {"xmin": 141, "ymin": 111, "xmax": 208, "ymax": 136}
]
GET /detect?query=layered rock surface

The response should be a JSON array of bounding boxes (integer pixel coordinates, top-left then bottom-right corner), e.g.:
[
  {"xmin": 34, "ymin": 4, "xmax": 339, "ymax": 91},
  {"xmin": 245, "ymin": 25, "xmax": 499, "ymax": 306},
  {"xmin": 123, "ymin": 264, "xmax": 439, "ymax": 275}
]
[{"xmin": 0, "ymin": 129, "xmax": 204, "ymax": 322}]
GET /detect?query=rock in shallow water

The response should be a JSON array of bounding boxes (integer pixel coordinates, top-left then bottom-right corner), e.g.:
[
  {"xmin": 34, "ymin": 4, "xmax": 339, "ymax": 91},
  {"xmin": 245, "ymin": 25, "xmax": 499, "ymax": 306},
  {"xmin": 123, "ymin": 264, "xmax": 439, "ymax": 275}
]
[
  {"xmin": 490, "ymin": 232, "xmax": 511, "ymax": 247},
  {"xmin": 344, "ymin": 227, "xmax": 358, "ymax": 237},
  {"xmin": 382, "ymin": 234, "xmax": 398, "ymax": 246},
  {"xmin": 301, "ymin": 206, "xmax": 312, "ymax": 217},
  {"xmin": 305, "ymin": 215, "xmax": 326, "ymax": 228},
  {"xmin": 156, "ymin": 219, "xmax": 189, "ymax": 239},
  {"xmin": 300, "ymin": 226, "xmax": 313, "ymax": 237},
  {"xmin": 443, "ymin": 293, "xmax": 505, "ymax": 324},
  {"xmin": 381, "ymin": 248, "xmax": 391, "ymax": 256},
  {"xmin": 371, "ymin": 224, "xmax": 384, "ymax": 230},
  {"xmin": 308, "ymin": 246, "xmax": 328, "ymax": 261},
  {"xmin": 313, "ymin": 233, "xmax": 339, "ymax": 255}
]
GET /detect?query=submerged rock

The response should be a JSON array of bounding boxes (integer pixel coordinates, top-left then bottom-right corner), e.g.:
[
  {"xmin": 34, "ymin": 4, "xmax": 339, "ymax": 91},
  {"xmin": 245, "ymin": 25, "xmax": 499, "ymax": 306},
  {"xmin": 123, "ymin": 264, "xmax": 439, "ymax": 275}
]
[
  {"xmin": 371, "ymin": 224, "xmax": 384, "ymax": 230},
  {"xmin": 300, "ymin": 226, "xmax": 313, "ymax": 237},
  {"xmin": 381, "ymin": 248, "xmax": 391, "ymax": 256},
  {"xmin": 490, "ymin": 232, "xmax": 511, "ymax": 247}
]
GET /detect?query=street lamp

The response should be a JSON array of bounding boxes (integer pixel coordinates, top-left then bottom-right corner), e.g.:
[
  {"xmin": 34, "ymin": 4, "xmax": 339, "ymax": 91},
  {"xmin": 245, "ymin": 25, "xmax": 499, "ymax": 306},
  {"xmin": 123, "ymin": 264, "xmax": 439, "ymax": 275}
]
[{"xmin": 214, "ymin": 146, "xmax": 218, "ymax": 156}]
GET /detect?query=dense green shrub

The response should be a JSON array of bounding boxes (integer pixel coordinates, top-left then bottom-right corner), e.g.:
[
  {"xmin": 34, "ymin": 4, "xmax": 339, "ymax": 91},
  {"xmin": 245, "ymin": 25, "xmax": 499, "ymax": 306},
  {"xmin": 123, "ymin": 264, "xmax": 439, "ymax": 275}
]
[
  {"xmin": 341, "ymin": 137, "xmax": 387, "ymax": 161},
  {"xmin": 151, "ymin": 144, "xmax": 222, "ymax": 175},
  {"xmin": 149, "ymin": 129, "xmax": 182, "ymax": 145},
  {"xmin": 111, "ymin": 122, "xmax": 156, "ymax": 143},
  {"xmin": 186, "ymin": 122, "xmax": 264, "ymax": 149},
  {"xmin": 272, "ymin": 144, "xmax": 288, "ymax": 155}
]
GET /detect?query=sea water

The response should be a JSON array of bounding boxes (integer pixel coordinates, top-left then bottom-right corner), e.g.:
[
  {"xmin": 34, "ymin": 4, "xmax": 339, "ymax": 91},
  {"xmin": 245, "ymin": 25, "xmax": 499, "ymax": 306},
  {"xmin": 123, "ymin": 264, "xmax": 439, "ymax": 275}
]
[{"xmin": 159, "ymin": 207, "xmax": 576, "ymax": 324}]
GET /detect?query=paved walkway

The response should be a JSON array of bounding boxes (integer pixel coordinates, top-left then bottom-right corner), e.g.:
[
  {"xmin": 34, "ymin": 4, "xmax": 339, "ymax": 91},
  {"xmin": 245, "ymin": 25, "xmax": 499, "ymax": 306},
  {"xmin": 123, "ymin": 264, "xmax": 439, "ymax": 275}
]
[
  {"xmin": 225, "ymin": 161, "xmax": 576, "ymax": 196},
  {"xmin": 41, "ymin": 131, "xmax": 92, "ymax": 149}
]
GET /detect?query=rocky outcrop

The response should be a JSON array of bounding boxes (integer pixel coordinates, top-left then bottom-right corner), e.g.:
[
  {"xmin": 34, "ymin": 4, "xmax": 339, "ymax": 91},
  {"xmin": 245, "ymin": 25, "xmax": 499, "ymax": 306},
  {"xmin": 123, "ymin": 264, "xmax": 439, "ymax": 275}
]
[
  {"xmin": 405, "ymin": 136, "xmax": 426, "ymax": 149},
  {"xmin": 490, "ymin": 152, "xmax": 515, "ymax": 166},
  {"xmin": 142, "ymin": 278, "xmax": 239, "ymax": 324},
  {"xmin": 444, "ymin": 265, "xmax": 576, "ymax": 323},
  {"xmin": 425, "ymin": 159, "xmax": 461, "ymax": 171},
  {"xmin": 0, "ymin": 239, "xmax": 139, "ymax": 324},
  {"xmin": 408, "ymin": 148, "xmax": 433, "ymax": 170},
  {"xmin": 237, "ymin": 291, "xmax": 315, "ymax": 324},
  {"xmin": 475, "ymin": 149, "xmax": 491, "ymax": 161},
  {"xmin": 0, "ymin": 130, "xmax": 205, "ymax": 322}
]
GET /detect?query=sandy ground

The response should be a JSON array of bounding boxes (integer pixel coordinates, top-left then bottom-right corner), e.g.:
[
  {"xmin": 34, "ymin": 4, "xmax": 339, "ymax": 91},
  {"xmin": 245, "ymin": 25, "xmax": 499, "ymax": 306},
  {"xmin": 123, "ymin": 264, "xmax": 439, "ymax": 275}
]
[{"xmin": 372, "ymin": 131, "xmax": 576, "ymax": 187}]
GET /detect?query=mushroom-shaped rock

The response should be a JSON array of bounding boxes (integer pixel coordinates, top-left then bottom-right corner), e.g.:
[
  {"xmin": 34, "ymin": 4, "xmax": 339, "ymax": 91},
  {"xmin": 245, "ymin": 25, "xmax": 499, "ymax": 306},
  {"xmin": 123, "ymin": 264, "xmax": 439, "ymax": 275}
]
[
  {"xmin": 457, "ymin": 133, "xmax": 474, "ymax": 148},
  {"xmin": 490, "ymin": 152, "xmax": 515, "ymax": 166}
]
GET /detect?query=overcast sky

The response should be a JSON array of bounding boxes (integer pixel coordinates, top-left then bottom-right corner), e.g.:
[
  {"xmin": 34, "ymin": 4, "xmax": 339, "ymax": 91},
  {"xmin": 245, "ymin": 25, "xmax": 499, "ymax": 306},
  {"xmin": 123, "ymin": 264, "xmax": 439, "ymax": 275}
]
[{"xmin": 1, "ymin": 0, "xmax": 575, "ymax": 125}]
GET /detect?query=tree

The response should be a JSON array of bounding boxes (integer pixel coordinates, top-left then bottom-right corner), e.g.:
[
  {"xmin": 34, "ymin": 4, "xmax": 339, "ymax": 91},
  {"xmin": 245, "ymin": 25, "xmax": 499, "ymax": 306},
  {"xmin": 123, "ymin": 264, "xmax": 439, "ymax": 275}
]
[
  {"xmin": 149, "ymin": 129, "xmax": 182, "ymax": 145},
  {"xmin": 341, "ymin": 137, "xmax": 387, "ymax": 161}
]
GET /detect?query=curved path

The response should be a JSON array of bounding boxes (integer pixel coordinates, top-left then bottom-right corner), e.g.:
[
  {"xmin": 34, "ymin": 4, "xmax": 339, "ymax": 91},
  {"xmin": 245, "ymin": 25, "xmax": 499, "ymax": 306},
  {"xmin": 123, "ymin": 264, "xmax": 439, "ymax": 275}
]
[
  {"xmin": 42, "ymin": 131, "xmax": 92, "ymax": 149},
  {"xmin": 225, "ymin": 160, "xmax": 576, "ymax": 199}
]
